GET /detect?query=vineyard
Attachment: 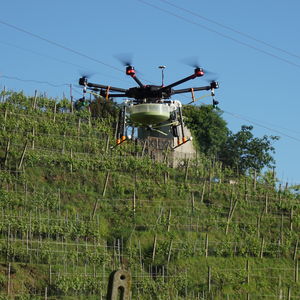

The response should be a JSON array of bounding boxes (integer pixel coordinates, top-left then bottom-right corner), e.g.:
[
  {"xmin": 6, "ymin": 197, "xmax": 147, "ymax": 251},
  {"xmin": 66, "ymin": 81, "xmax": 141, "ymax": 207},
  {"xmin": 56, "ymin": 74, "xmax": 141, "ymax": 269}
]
[{"xmin": 0, "ymin": 90, "xmax": 299, "ymax": 299}]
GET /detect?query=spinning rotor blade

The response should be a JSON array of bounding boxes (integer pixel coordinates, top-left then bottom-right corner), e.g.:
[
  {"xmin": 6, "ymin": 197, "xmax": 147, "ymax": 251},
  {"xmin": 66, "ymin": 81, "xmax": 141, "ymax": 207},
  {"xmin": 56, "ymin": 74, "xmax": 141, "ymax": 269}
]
[
  {"xmin": 79, "ymin": 71, "xmax": 95, "ymax": 79},
  {"xmin": 181, "ymin": 57, "xmax": 217, "ymax": 77},
  {"xmin": 114, "ymin": 52, "xmax": 134, "ymax": 67},
  {"xmin": 114, "ymin": 52, "xmax": 144, "ymax": 87},
  {"xmin": 204, "ymin": 77, "xmax": 220, "ymax": 88},
  {"xmin": 180, "ymin": 56, "xmax": 202, "ymax": 69}
]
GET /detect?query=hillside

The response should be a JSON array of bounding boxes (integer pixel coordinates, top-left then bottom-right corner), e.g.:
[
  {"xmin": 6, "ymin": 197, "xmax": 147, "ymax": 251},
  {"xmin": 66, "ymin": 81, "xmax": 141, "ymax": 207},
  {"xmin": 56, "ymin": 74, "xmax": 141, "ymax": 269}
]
[{"xmin": 0, "ymin": 91, "xmax": 299, "ymax": 299}]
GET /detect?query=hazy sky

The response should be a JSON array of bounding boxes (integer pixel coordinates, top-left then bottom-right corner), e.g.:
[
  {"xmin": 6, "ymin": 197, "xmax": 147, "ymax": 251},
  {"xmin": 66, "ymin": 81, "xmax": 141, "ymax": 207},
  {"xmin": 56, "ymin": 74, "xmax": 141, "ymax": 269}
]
[{"xmin": 1, "ymin": 0, "xmax": 300, "ymax": 184}]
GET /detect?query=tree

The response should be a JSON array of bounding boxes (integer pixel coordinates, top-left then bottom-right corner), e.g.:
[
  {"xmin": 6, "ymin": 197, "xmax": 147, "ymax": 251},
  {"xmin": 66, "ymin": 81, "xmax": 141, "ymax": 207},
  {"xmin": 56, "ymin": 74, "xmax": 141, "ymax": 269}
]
[
  {"xmin": 183, "ymin": 105, "xmax": 228, "ymax": 156},
  {"xmin": 183, "ymin": 105, "xmax": 279, "ymax": 174},
  {"xmin": 90, "ymin": 96, "xmax": 119, "ymax": 120},
  {"xmin": 219, "ymin": 125, "xmax": 279, "ymax": 174}
]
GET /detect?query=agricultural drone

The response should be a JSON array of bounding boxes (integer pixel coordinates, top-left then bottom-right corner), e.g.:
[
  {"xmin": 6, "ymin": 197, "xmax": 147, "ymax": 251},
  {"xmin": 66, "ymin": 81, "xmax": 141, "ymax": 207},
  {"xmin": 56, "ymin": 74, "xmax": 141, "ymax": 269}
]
[{"xmin": 77, "ymin": 63, "xmax": 219, "ymax": 149}]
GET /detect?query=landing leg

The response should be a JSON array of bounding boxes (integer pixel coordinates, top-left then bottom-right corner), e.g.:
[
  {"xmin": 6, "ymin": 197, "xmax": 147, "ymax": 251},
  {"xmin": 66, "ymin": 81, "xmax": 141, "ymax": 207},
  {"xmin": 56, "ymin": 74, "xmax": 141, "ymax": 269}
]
[{"xmin": 115, "ymin": 106, "xmax": 127, "ymax": 147}]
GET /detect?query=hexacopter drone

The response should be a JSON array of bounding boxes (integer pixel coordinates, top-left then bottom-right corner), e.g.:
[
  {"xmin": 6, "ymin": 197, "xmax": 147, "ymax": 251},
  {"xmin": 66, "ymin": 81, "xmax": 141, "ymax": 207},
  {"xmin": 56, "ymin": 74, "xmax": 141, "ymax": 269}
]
[{"xmin": 78, "ymin": 63, "xmax": 219, "ymax": 148}]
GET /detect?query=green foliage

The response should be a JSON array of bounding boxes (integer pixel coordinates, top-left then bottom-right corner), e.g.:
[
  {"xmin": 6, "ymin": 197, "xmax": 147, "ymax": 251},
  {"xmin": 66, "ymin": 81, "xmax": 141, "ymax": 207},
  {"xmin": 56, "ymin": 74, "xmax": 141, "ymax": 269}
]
[
  {"xmin": 183, "ymin": 106, "xmax": 278, "ymax": 174},
  {"xmin": 220, "ymin": 125, "xmax": 279, "ymax": 173},
  {"xmin": 183, "ymin": 105, "xmax": 228, "ymax": 156},
  {"xmin": 52, "ymin": 274, "xmax": 102, "ymax": 295},
  {"xmin": 0, "ymin": 91, "xmax": 298, "ymax": 299},
  {"xmin": 90, "ymin": 96, "xmax": 119, "ymax": 120}
]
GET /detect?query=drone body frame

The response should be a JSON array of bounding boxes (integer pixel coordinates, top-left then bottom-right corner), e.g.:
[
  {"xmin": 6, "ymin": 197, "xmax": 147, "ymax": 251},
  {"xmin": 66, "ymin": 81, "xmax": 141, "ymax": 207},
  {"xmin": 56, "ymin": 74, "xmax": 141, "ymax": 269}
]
[{"xmin": 78, "ymin": 64, "xmax": 219, "ymax": 148}]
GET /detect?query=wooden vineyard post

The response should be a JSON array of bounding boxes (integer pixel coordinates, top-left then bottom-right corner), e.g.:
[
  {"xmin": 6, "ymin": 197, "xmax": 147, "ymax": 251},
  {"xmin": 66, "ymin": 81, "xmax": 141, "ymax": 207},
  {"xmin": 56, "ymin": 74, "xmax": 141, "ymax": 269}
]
[
  {"xmin": 88, "ymin": 106, "xmax": 91, "ymax": 127},
  {"xmin": 264, "ymin": 193, "xmax": 268, "ymax": 214},
  {"xmin": 295, "ymin": 259, "xmax": 299, "ymax": 283},
  {"xmin": 2, "ymin": 85, "xmax": 6, "ymax": 102},
  {"xmin": 77, "ymin": 118, "xmax": 81, "ymax": 136},
  {"xmin": 53, "ymin": 102, "xmax": 57, "ymax": 122},
  {"xmin": 167, "ymin": 240, "xmax": 173, "ymax": 266},
  {"xmin": 44, "ymin": 286, "xmax": 48, "ymax": 300},
  {"xmin": 201, "ymin": 182, "xmax": 206, "ymax": 203},
  {"xmin": 278, "ymin": 275, "xmax": 282, "ymax": 299},
  {"xmin": 278, "ymin": 184, "xmax": 282, "ymax": 204},
  {"xmin": 18, "ymin": 140, "xmax": 28, "ymax": 170},
  {"xmin": 225, "ymin": 196, "xmax": 238, "ymax": 235},
  {"xmin": 285, "ymin": 182, "xmax": 289, "ymax": 191},
  {"xmin": 49, "ymin": 264, "xmax": 52, "ymax": 285},
  {"xmin": 208, "ymin": 170, "xmax": 212, "ymax": 200},
  {"xmin": 61, "ymin": 131, "xmax": 66, "ymax": 154},
  {"xmin": 92, "ymin": 171, "xmax": 109, "ymax": 219},
  {"xmin": 26, "ymin": 230, "xmax": 29, "ymax": 255},
  {"xmin": 280, "ymin": 214, "xmax": 284, "ymax": 244},
  {"xmin": 138, "ymin": 240, "xmax": 142, "ymax": 269},
  {"xmin": 4, "ymin": 138, "xmax": 10, "ymax": 167},
  {"xmin": 70, "ymin": 84, "xmax": 74, "ymax": 114},
  {"xmin": 167, "ymin": 209, "xmax": 172, "ymax": 232},
  {"xmin": 141, "ymin": 140, "xmax": 147, "ymax": 157},
  {"xmin": 290, "ymin": 207, "xmax": 293, "ymax": 231},
  {"xmin": 293, "ymin": 240, "xmax": 298, "ymax": 261},
  {"xmin": 244, "ymin": 177, "xmax": 248, "ymax": 202},
  {"xmin": 205, "ymin": 233, "xmax": 209, "ymax": 258},
  {"xmin": 288, "ymin": 287, "xmax": 291, "ymax": 300},
  {"xmin": 70, "ymin": 148, "xmax": 73, "ymax": 173},
  {"xmin": 184, "ymin": 158, "xmax": 190, "ymax": 182},
  {"xmin": 7, "ymin": 263, "xmax": 11, "ymax": 296},
  {"xmin": 33, "ymin": 89, "xmax": 38, "ymax": 109},
  {"xmin": 246, "ymin": 259, "xmax": 250, "ymax": 284},
  {"xmin": 105, "ymin": 134, "xmax": 110, "ymax": 153},
  {"xmin": 4, "ymin": 104, "xmax": 8, "ymax": 123},
  {"xmin": 256, "ymin": 216, "xmax": 261, "ymax": 238},
  {"xmin": 132, "ymin": 188, "xmax": 136, "ymax": 216},
  {"xmin": 6, "ymin": 224, "xmax": 10, "ymax": 262},
  {"xmin": 207, "ymin": 266, "xmax": 211, "ymax": 293},
  {"xmin": 31, "ymin": 127, "xmax": 35, "ymax": 150},
  {"xmin": 253, "ymin": 169, "xmax": 257, "ymax": 190},
  {"xmin": 191, "ymin": 192, "xmax": 195, "ymax": 213},
  {"xmin": 152, "ymin": 235, "xmax": 157, "ymax": 263},
  {"xmin": 259, "ymin": 237, "xmax": 265, "ymax": 258}
]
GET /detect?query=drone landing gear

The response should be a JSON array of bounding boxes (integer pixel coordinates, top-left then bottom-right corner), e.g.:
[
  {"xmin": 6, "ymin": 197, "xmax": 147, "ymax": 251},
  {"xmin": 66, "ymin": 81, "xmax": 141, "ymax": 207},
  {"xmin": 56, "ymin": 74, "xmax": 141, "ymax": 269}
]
[
  {"xmin": 170, "ymin": 106, "xmax": 191, "ymax": 150},
  {"xmin": 115, "ymin": 106, "xmax": 127, "ymax": 147},
  {"xmin": 172, "ymin": 137, "xmax": 193, "ymax": 150}
]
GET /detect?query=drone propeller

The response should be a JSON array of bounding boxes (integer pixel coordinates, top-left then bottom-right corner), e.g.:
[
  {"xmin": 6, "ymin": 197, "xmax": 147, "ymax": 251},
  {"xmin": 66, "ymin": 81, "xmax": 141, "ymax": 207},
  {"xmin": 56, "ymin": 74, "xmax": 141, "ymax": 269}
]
[
  {"xmin": 180, "ymin": 56, "xmax": 202, "ymax": 69},
  {"xmin": 114, "ymin": 52, "xmax": 134, "ymax": 67},
  {"xmin": 79, "ymin": 69, "xmax": 97, "ymax": 79},
  {"xmin": 204, "ymin": 78, "xmax": 219, "ymax": 87},
  {"xmin": 77, "ymin": 71, "xmax": 95, "ymax": 88},
  {"xmin": 114, "ymin": 52, "xmax": 146, "ymax": 87},
  {"xmin": 180, "ymin": 57, "xmax": 217, "ymax": 78}
]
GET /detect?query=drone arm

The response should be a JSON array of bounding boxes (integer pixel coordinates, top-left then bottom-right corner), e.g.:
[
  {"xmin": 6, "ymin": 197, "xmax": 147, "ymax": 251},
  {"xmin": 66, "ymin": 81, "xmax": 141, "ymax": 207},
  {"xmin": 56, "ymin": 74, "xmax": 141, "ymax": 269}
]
[
  {"xmin": 172, "ymin": 86, "xmax": 212, "ymax": 95},
  {"xmin": 79, "ymin": 78, "xmax": 127, "ymax": 93},
  {"xmin": 131, "ymin": 75, "xmax": 144, "ymax": 88},
  {"xmin": 162, "ymin": 75, "xmax": 196, "ymax": 90},
  {"xmin": 86, "ymin": 82, "xmax": 127, "ymax": 93},
  {"xmin": 105, "ymin": 93, "xmax": 127, "ymax": 98},
  {"xmin": 161, "ymin": 68, "xmax": 204, "ymax": 91}
]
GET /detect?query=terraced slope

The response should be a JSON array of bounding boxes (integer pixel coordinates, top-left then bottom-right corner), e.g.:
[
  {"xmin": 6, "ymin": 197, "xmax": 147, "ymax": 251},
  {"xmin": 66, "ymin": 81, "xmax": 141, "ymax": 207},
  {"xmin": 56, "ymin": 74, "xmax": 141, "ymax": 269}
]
[{"xmin": 0, "ymin": 91, "xmax": 299, "ymax": 299}]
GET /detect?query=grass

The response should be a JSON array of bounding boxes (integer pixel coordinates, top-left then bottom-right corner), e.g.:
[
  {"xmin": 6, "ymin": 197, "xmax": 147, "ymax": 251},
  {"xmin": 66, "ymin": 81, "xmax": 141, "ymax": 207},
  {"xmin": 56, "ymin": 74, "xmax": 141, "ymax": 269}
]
[{"xmin": 0, "ymin": 91, "xmax": 299, "ymax": 298}]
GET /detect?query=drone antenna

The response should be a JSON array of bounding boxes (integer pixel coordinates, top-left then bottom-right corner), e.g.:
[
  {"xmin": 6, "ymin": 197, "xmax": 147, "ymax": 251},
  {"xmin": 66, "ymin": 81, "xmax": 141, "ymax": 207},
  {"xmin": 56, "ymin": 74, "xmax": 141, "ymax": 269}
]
[{"xmin": 159, "ymin": 65, "xmax": 166, "ymax": 87}]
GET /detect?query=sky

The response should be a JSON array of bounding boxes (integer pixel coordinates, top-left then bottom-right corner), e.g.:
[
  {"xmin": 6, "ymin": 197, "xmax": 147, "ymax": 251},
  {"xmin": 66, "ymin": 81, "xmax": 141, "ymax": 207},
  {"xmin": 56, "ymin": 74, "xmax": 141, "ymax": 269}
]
[{"xmin": 0, "ymin": 0, "xmax": 300, "ymax": 184}]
